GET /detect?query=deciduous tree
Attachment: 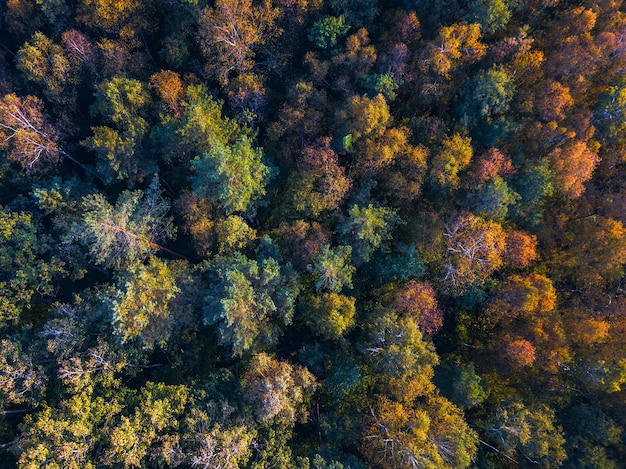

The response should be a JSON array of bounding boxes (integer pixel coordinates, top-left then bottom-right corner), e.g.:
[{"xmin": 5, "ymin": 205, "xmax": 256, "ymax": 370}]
[{"xmin": 0, "ymin": 94, "xmax": 62, "ymax": 171}]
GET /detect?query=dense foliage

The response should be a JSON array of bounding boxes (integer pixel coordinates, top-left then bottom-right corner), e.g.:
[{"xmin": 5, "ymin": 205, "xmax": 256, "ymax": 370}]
[{"xmin": 1, "ymin": 0, "xmax": 626, "ymax": 467}]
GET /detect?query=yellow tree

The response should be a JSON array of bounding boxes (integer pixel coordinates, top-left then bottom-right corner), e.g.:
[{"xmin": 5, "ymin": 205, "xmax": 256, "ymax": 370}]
[{"xmin": 197, "ymin": 0, "xmax": 282, "ymax": 82}]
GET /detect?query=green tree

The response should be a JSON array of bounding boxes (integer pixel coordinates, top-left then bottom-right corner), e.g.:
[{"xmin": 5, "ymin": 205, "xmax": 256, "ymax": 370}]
[
  {"xmin": 203, "ymin": 238, "xmax": 300, "ymax": 357},
  {"xmin": 0, "ymin": 207, "xmax": 63, "ymax": 326},
  {"xmin": 0, "ymin": 339, "xmax": 47, "ymax": 408},
  {"xmin": 308, "ymin": 15, "xmax": 349, "ymax": 49},
  {"xmin": 191, "ymin": 136, "xmax": 268, "ymax": 214},
  {"xmin": 465, "ymin": 0, "xmax": 511, "ymax": 34},
  {"xmin": 467, "ymin": 176, "xmax": 520, "ymax": 220},
  {"xmin": 70, "ymin": 178, "xmax": 175, "ymax": 270},
  {"xmin": 309, "ymin": 245, "xmax": 355, "ymax": 292},
  {"xmin": 363, "ymin": 310, "xmax": 439, "ymax": 403},
  {"xmin": 107, "ymin": 257, "xmax": 195, "ymax": 350},
  {"xmin": 484, "ymin": 401, "xmax": 567, "ymax": 467},
  {"xmin": 83, "ymin": 77, "xmax": 152, "ymax": 183},
  {"xmin": 16, "ymin": 32, "xmax": 77, "ymax": 106},
  {"xmin": 338, "ymin": 204, "xmax": 403, "ymax": 265},
  {"xmin": 460, "ymin": 68, "xmax": 515, "ymax": 123}
]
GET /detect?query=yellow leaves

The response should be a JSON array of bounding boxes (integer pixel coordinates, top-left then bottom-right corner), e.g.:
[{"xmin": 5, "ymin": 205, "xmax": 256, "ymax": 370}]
[
  {"xmin": 306, "ymin": 292, "xmax": 356, "ymax": 340},
  {"xmin": 244, "ymin": 353, "xmax": 318, "ymax": 425},
  {"xmin": 342, "ymin": 93, "xmax": 390, "ymax": 139},
  {"xmin": 430, "ymin": 133, "xmax": 473, "ymax": 189},
  {"xmin": 111, "ymin": 257, "xmax": 184, "ymax": 349},
  {"xmin": 431, "ymin": 23, "xmax": 486, "ymax": 76},
  {"xmin": 198, "ymin": 0, "xmax": 282, "ymax": 81}
]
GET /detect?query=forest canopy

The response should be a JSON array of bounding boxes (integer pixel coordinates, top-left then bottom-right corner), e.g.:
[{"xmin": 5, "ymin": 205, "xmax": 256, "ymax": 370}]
[{"xmin": 1, "ymin": 0, "xmax": 626, "ymax": 468}]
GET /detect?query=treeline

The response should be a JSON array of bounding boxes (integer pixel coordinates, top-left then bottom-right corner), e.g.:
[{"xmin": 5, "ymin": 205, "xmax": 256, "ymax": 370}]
[{"xmin": 1, "ymin": 0, "xmax": 626, "ymax": 467}]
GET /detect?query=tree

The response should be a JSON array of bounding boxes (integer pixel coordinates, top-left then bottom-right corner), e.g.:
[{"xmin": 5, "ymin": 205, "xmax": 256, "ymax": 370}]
[
  {"xmin": 102, "ymin": 382, "xmax": 190, "ymax": 467},
  {"xmin": 338, "ymin": 204, "xmax": 403, "ymax": 265},
  {"xmin": 429, "ymin": 23, "xmax": 486, "ymax": 76},
  {"xmin": 458, "ymin": 68, "xmax": 515, "ymax": 124},
  {"xmin": 467, "ymin": 148, "xmax": 514, "ymax": 185},
  {"xmin": 338, "ymin": 93, "xmax": 389, "ymax": 140},
  {"xmin": 150, "ymin": 70, "xmax": 185, "ymax": 118},
  {"xmin": 0, "ymin": 207, "xmax": 63, "ymax": 326},
  {"xmin": 83, "ymin": 77, "xmax": 152, "ymax": 183},
  {"xmin": 465, "ymin": 0, "xmax": 511, "ymax": 34},
  {"xmin": 534, "ymin": 81, "xmax": 574, "ymax": 123},
  {"xmin": 203, "ymin": 238, "xmax": 300, "ymax": 357},
  {"xmin": 108, "ymin": 257, "xmax": 195, "ymax": 350},
  {"xmin": 277, "ymin": 220, "xmax": 330, "ymax": 270},
  {"xmin": 0, "ymin": 339, "xmax": 47, "ymax": 408},
  {"xmin": 441, "ymin": 212, "xmax": 507, "ymax": 293},
  {"xmin": 548, "ymin": 140, "xmax": 600, "ymax": 199},
  {"xmin": 487, "ymin": 273, "xmax": 556, "ymax": 321},
  {"xmin": 0, "ymin": 94, "xmax": 62, "ymax": 171},
  {"xmin": 170, "ymin": 84, "xmax": 270, "ymax": 214},
  {"xmin": 309, "ymin": 245, "xmax": 355, "ymax": 293},
  {"xmin": 467, "ymin": 176, "xmax": 520, "ymax": 221},
  {"xmin": 197, "ymin": 0, "xmax": 282, "ymax": 82},
  {"xmin": 16, "ymin": 32, "xmax": 77, "ymax": 106},
  {"xmin": 363, "ymin": 311, "xmax": 438, "ymax": 403},
  {"xmin": 191, "ymin": 137, "xmax": 269, "ymax": 215},
  {"xmin": 429, "ymin": 134, "xmax": 473, "ymax": 190},
  {"xmin": 548, "ymin": 216, "xmax": 626, "ymax": 290},
  {"xmin": 503, "ymin": 230, "xmax": 537, "ymax": 268},
  {"xmin": 77, "ymin": 0, "xmax": 152, "ymax": 35},
  {"xmin": 303, "ymin": 292, "xmax": 356, "ymax": 340},
  {"xmin": 70, "ymin": 178, "xmax": 176, "ymax": 270},
  {"xmin": 484, "ymin": 401, "xmax": 566, "ymax": 467},
  {"xmin": 308, "ymin": 15, "xmax": 349, "ymax": 49},
  {"xmin": 362, "ymin": 396, "xmax": 478, "ymax": 469},
  {"xmin": 393, "ymin": 281, "xmax": 443, "ymax": 334},
  {"xmin": 283, "ymin": 137, "xmax": 351, "ymax": 216},
  {"xmin": 243, "ymin": 352, "xmax": 317, "ymax": 426}
]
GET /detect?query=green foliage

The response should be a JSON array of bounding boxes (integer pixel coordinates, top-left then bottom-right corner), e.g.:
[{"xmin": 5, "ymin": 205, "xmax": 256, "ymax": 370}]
[
  {"xmin": 191, "ymin": 135, "xmax": 268, "ymax": 214},
  {"xmin": 17, "ymin": 32, "xmax": 76, "ymax": 105},
  {"xmin": 364, "ymin": 73, "xmax": 401, "ymax": 101},
  {"xmin": 0, "ymin": 207, "xmax": 63, "ymax": 326},
  {"xmin": 338, "ymin": 204, "xmax": 403, "ymax": 265},
  {"xmin": 484, "ymin": 401, "xmax": 567, "ymax": 467},
  {"xmin": 3, "ymin": 1, "xmax": 626, "ymax": 467},
  {"xmin": 465, "ymin": 0, "xmax": 511, "ymax": 34},
  {"xmin": 467, "ymin": 176, "xmax": 520, "ymax": 220},
  {"xmin": 309, "ymin": 245, "xmax": 355, "ymax": 292},
  {"xmin": 308, "ymin": 16, "xmax": 350, "ymax": 49},
  {"xmin": 203, "ymin": 239, "xmax": 300, "ymax": 357},
  {"xmin": 459, "ymin": 68, "xmax": 515, "ymax": 124},
  {"xmin": 0, "ymin": 338, "xmax": 47, "ymax": 408},
  {"xmin": 69, "ymin": 178, "xmax": 175, "ymax": 270},
  {"xmin": 108, "ymin": 256, "xmax": 195, "ymax": 350},
  {"xmin": 83, "ymin": 77, "xmax": 152, "ymax": 183},
  {"xmin": 435, "ymin": 361, "xmax": 488, "ymax": 409},
  {"xmin": 369, "ymin": 243, "xmax": 426, "ymax": 285}
]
